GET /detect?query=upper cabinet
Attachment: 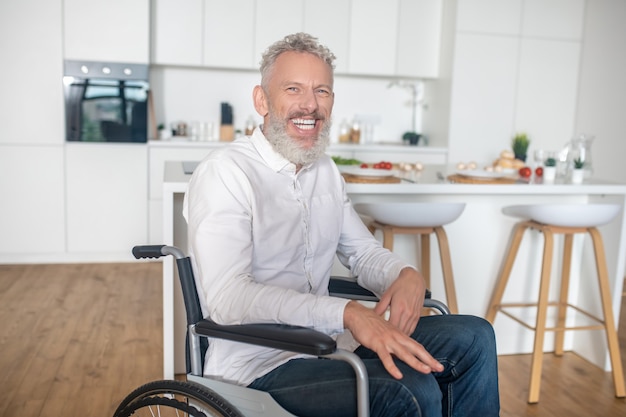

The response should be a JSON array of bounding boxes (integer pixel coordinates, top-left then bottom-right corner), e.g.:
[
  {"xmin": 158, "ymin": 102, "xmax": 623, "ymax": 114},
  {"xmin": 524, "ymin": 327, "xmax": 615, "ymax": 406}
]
[
  {"xmin": 204, "ymin": 0, "xmax": 255, "ymax": 69},
  {"xmin": 255, "ymin": 0, "xmax": 305, "ymax": 64},
  {"xmin": 348, "ymin": 0, "xmax": 399, "ymax": 76},
  {"xmin": 152, "ymin": 0, "xmax": 203, "ymax": 66},
  {"xmin": 396, "ymin": 0, "xmax": 443, "ymax": 78},
  {"xmin": 64, "ymin": 0, "xmax": 150, "ymax": 63},
  {"xmin": 303, "ymin": 0, "xmax": 351, "ymax": 74},
  {"xmin": 152, "ymin": 0, "xmax": 442, "ymax": 78}
]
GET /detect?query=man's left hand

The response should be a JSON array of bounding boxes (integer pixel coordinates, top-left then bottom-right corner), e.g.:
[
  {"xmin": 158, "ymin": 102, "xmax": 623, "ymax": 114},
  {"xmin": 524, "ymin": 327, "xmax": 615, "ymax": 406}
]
[{"xmin": 374, "ymin": 268, "xmax": 426, "ymax": 335}]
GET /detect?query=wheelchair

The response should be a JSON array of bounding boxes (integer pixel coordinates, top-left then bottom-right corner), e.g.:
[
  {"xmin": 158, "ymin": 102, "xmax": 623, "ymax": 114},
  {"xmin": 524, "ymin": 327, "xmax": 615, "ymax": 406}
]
[{"xmin": 113, "ymin": 245, "xmax": 450, "ymax": 417}]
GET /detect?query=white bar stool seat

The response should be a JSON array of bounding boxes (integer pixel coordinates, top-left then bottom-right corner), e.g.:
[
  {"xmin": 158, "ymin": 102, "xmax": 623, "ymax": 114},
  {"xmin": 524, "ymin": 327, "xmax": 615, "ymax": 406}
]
[
  {"xmin": 354, "ymin": 203, "xmax": 465, "ymax": 314},
  {"xmin": 486, "ymin": 203, "xmax": 625, "ymax": 403}
]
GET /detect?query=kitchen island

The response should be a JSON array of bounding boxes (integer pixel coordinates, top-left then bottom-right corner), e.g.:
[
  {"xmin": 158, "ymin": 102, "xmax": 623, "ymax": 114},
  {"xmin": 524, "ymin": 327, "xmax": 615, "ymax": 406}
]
[{"xmin": 161, "ymin": 161, "xmax": 626, "ymax": 379}]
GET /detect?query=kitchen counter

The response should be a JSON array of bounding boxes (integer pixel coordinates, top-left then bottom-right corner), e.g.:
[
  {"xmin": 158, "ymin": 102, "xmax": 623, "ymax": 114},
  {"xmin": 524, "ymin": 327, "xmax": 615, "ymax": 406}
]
[{"xmin": 161, "ymin": 161, "xmax": 626, "ymax": 379}]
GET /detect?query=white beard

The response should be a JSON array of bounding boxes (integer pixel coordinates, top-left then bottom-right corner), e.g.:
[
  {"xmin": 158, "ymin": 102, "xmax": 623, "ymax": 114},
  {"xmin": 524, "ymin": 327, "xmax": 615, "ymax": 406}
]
[{"xmin": 264, "ymin": 112, "xmax": 331, "ymax": 166}]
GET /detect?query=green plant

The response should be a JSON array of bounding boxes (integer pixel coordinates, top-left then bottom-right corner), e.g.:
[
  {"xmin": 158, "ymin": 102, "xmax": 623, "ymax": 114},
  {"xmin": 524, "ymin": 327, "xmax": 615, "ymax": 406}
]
[
  {"xmin": 512, "ymin": 133, "xmax": 530, "ymax": 157},
  {"xmin": 544, "ymin": 157, "xmax": 557, "ymax": 167},
  {"xmin": 402, "ymin": 131, "xmax": 421, "ymax": 145},
  {"xmin": 574, "ymin": 157, "xmax": 585, "ymax": 169}
]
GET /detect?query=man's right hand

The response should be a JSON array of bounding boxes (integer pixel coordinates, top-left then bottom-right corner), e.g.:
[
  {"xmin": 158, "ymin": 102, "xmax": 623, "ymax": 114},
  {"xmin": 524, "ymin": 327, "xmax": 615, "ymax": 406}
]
[{"xmin": 343, "ymin": 300, "xmax": 444, "ymax": 379}]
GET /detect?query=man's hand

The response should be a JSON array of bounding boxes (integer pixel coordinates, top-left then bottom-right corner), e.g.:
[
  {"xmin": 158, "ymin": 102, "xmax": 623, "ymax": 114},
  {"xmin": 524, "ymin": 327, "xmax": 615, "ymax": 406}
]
[
  {"xmin": 374, "ymin": 267, "xmax": 426, "ymax": 335},
  {"xmin": 344, "ymin": 300, "xmax": 443, "ymax": 379}
]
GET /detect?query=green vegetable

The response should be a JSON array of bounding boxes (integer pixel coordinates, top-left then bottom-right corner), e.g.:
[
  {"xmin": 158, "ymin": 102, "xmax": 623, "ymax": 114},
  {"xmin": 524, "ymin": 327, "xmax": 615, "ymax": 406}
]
[
  {"xmin": 331, "ymin": 156, "xmax": 362, "ymax": 165},
  {"xmin": 512, "ymin": 133, "xmax": 530, "ymax": 157}
]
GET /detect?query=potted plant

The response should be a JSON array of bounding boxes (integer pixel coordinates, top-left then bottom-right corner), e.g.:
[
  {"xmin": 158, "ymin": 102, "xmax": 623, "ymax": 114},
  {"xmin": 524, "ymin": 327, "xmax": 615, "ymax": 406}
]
[
  {"xmin": 571, "ymin": 157, "xmax": 584, "ymax": 184},
  {"xmin": 402, "ymin": 131, "xmax": 421, "ymax": 146},
  {"xmin": 543, "ymin": 157, "xmax": 557, "ymax": 181},
  {"xmin": 512, "ymin": 133, "xmax": 530, "ymax": 161}
]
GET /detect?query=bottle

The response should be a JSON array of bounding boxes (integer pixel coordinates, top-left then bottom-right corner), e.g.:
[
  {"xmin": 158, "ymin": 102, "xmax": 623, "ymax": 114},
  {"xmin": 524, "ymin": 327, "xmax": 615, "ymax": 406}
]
[
  {"xmin": 338, "ymin": 119, "xmax": 350, "ymax": 143},
  {"xmin": 244, "ymin": 116, "xmax": 256, "ymax": 136},
  {"xmin": 350, "ymin": 118, "xmax": 361, "ymax": 144}
]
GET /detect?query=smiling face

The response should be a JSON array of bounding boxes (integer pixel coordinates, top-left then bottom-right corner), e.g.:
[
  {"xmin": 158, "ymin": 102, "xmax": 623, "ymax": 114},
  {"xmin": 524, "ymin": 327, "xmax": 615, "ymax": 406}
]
[{"xmin": 253, "ymin": 51, "xmax": 334, "ymax": 167}]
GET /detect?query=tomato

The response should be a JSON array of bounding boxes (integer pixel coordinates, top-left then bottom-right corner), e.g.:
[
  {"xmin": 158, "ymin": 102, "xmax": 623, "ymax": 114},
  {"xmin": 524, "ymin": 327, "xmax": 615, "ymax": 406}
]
[
  {"xmin": 535, "ymin": 167, "xmax": 543, "ymax": 177},
  {"xmin": 360, "ymin": 163, "xmax": 369, "ymax": 168},
  {"xmin": 519, "ymin": 167, "xmax": 532, "ymax": 178},
  {"xmin": 373, "ymin": 163, "xmax": 381, "ymax": 169}
]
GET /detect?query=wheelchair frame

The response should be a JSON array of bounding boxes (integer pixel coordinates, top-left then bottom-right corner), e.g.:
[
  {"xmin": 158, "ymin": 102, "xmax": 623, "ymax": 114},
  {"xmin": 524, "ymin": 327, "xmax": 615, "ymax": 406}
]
[{"xmin": 113, "ymin": 245, "xmax": 450, "ymax": 417}]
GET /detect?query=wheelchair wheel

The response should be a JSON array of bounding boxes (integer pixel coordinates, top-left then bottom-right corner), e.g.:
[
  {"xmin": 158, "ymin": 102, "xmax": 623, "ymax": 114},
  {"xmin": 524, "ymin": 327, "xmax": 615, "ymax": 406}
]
[{"xmin": 114, "ymin": 379, "xmax": 244, "ymax": 417}]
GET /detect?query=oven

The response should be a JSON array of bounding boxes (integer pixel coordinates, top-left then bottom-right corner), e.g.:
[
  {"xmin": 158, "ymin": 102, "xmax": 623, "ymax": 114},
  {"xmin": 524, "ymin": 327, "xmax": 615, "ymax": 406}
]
[{"xmin": 63, "ymin": 60, "xmax": 150, "ymax": 143}]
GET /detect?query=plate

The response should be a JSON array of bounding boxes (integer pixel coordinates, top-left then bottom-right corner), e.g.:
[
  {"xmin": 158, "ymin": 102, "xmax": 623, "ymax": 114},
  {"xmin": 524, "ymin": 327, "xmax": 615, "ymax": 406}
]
[
  {"xmin": 456, "ymin": 169, "xmax": 515, "ymax": 179},
  {"xmin": 340, "ymin": 166, "xmax": 398, "ymax": 178}
]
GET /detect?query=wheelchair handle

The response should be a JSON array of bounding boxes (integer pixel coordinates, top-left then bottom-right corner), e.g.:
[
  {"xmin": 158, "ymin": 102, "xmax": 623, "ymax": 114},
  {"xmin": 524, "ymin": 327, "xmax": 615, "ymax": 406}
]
[{"xmin": 132, "ymin": 245, "xmax": 186, "ymax": 260}]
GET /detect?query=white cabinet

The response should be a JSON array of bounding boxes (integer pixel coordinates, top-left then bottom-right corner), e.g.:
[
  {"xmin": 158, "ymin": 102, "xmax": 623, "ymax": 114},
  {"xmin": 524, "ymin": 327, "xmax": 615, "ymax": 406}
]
[
  {"xmin": 152, "ymin": 0, "xmax": 442, "ymax": 78},
  {"xmin": 0, "ymin": 146, "xmax": 66, "ymax": 259},
  {"xmin": 348, "ymin": 0, "xmax": 443, "ymax": 78},
  {"xmin": 204, "ymin": 0, "xmax": 255, "ymax": 69},
  {"xmin": 152, "ymin": 0, "xmax": 203, "ymax": 66},
  {"xmin": 396, "ymin": 0, "xmax": 443, "ymax": 78},
  {"xmin": 522, "ymin": 0, "xmax": 585, "ymax": 40},
  {"xmin": 304, "ymin": 0, "xmax": 351, "ymax": 74},
  {"xmin": 254, "ymin": 0, "xmax": 305, "ymax": 62},
  {"xmin": 348, "ymin": 0, "xmax": 399, "ymax": 76},
  {"xmin": 65, "ymin": 144, "xmax": 148, "ymax": 255},
  {"xmin": 0, "ymin": 0, "xmax": 63, "ymax": 145},
  {"xmin": 64, "ymin": 0, "xmax": 150, "ymax": 63}
]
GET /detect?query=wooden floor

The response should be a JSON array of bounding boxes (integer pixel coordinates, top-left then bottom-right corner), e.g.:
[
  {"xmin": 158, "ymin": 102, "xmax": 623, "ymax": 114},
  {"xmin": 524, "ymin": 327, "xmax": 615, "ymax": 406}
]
[{"xmin": 0, "ymin": 262, "xmax": 624, "ymax": 417}]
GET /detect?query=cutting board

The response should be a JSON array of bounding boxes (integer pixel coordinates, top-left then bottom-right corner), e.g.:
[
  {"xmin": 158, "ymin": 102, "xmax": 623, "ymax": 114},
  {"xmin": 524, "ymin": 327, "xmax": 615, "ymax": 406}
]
[{"xmin": 342, "ymin": 173, "xmax": 401, "ymax": 184}]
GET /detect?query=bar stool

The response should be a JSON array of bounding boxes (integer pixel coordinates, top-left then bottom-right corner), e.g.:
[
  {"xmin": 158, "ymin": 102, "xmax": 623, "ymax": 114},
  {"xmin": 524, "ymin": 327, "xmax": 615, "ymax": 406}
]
[
  {"xmin": 354, "ymin": 202, "xmax": 465, "ymax": 314},
  {"xmin": 486, "ymin": 203, "xmax": 625, "ymax": 403}
]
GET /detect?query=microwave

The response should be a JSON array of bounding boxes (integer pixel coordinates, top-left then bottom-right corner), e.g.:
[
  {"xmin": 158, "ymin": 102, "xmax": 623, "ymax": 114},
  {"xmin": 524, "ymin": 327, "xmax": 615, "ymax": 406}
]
[{"xmin": 63, "ymin": 60, "xmax": 149, "ymax": 143}]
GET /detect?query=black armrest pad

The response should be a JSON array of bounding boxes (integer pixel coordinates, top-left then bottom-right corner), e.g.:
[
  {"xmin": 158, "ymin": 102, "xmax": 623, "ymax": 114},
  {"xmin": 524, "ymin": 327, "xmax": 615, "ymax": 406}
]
[
  {"xmin": 328, "ymin": 276, "xmax": 379, "ymax": 301},
  {"xmin": 329, "ymin": 276, "xmax": 433, "ymax": 300},
  {"xmin": 194, "ymin": 319, "xmax": 336, "ymax": 356}
]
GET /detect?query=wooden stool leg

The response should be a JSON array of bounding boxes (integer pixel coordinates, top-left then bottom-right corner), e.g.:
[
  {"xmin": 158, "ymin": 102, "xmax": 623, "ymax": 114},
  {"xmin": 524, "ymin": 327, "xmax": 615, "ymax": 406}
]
[
  {"xmin": 381, "ymin": 225, "xmax": 395, "ymax": 251},
  {"xmin": 433, "ymin": 226, "xmax": 459, "ymax": 314},
  {"xmin": 528, "ymin": 227, "xmax": 555, "ymax": 404},
  {"xmin": 555, "ymin": 233, "xmax": 574, "ymax": 356},
  {"xmin": 420, "ymin": 234, "xmax": 431, "ymax": 290},
  {"xmin": 486, "ymin": 222, "xmax": 529, "ymax": 322},
  {"xmin": 588, "ymin": 227, "xmax": 626, "ymax": 398}
]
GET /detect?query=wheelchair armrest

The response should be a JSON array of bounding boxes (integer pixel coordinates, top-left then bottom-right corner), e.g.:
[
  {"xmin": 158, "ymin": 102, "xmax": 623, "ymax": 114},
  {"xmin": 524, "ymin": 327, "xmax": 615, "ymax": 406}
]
[
  {"xmin": 193, "ymin": 319, "xmax": 337, "ymax": 356},
  {"xmin": 329, "ymin": 276, "xmax": 433, "ymax": 301}
]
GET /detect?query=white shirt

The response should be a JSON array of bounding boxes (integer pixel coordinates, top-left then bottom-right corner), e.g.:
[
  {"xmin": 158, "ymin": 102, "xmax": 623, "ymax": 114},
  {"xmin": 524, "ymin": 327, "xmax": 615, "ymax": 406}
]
[{"xmin": 183, "ymin": 127, "xmax": 412, "ymax": 386}]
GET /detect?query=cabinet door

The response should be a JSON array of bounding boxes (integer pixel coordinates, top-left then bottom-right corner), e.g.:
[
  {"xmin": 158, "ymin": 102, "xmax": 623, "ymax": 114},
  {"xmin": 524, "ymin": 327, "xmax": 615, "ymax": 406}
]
[
  {"xmin": 66, "ymin": 144, "xmax": 148, "ymax": 254},
  {"xmin": 64, "ymin": 0, "xmax": 149, "ymax": 63},
  {"xmin": 0, "ymin": 146, "xmax": 65, "ymax": 257},
  {"xmin": 152, "ymin": 0, "xmax": 203, "ymax": 66},
  {"xmin": 349, "ymin": 0, "xmax": 399, "ymax": 76},
  {"xmin": 204, "ymin": 0, "xmax": 256, "ymax": 69},
  {"xmin": 0, "ymin": 0, "xmax": 63, "ymax": 145},
  {"xmin": 255, "ymin": 0, "xmax": 304, "ymax": 61},
  {"xmin": 396, "ymin": 0, "xmax": 443, "ymax": 78},
  {"xmin": 303, "ymin": 0, "xmax": 351, "ymax": 74}
]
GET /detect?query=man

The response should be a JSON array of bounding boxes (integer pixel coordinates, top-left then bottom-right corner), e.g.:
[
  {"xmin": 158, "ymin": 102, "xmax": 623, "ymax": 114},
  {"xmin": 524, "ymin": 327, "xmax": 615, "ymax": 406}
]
[{"xmin": 184, "ymin": 33, "xmax": 500, "ymax": 417}]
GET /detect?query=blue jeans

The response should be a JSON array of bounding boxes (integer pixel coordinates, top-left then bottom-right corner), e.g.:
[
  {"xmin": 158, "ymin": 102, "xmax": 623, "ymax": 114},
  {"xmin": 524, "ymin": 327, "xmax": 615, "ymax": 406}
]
[{"xmin": 248, "ymin": 315, "xmax": 500, "ymax": 417}]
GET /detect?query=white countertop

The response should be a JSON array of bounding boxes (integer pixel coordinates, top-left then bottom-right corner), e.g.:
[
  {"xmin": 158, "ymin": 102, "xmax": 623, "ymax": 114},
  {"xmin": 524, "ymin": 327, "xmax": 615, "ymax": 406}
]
[{"xmin": 164, "ymin": 160, "xmax": 626, "ymax": 196}]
